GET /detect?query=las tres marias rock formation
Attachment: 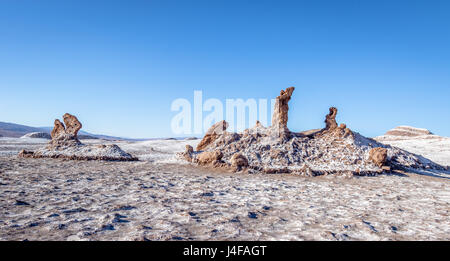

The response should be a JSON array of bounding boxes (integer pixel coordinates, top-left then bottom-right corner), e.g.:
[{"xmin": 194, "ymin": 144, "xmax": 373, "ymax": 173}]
[
  {"xmin": 19, "ymin": 113, "xmax": 137, "ymax": 161},
  {"xmin": 181, "ymin": 87, "xmax": 445, "ymax": 175}
]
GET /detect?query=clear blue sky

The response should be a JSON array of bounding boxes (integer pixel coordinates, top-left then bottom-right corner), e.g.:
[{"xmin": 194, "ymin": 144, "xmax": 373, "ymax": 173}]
[{"xmin": 1, "ymin": 0, "xmax": 449, "ymax": 138}]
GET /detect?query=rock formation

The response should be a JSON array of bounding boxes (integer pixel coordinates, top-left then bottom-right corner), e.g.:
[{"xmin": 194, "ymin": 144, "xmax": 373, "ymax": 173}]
[
  {"xmin": 49, "ymin": 115, "xmax": 82, "ymax": 147},
  {"xmin": 180, "ymin": 87, "xmax": 445, "ymax": 176},
  {"xmin": 325, "ymin": 107, "xmax": 338, "ymax": 130},
  {"xmin": 369, "ymin": 147, "xmax": 388, "ymax": 167},
  {"xmin": 231, "ymin": 153, "xmax": 249, "ymax": 169},
  {"xmin": 51, "ymin": 119, "xmax": 66, "ymax": 139},
  {"xmin": 19, "ymin": 114, "xmax": 137, "ymax": 161},
  {"xmin": 271, "ymin": 87, "xmax": 295, "ymax": 139},
  {"xmin": 196, "ymin": 151, "xmax": 224, "ymax": 166},
  {"xmin": 196, "ymin": 120, "xmax": 229, "ymax": 151},
  {"xmin": 182, "ymin": 145, "xmax": 194, "ymax": 162},
  {"xmin": 63, "ymin": 113, "xmax": 82, "ymax": 136}
]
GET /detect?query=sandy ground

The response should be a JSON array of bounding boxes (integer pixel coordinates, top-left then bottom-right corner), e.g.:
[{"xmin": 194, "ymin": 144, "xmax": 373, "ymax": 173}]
[{"xmin": 0, "ymin": 138, "xmax": 449, "ymax": 241}]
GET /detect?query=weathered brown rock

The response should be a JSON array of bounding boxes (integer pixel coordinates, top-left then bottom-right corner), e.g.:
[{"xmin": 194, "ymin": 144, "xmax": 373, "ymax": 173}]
[
  {"xmin": 185, "ymin": 145, "xmax": 194, "ymax": 154},
  {"xmin": 271, "ymin": 87, "xmax": 295, "ymax": 139},
  {"xmin": 231, "ymin": 153, "xmax": 248, "ymax": 168},
  {"xmin": 369, "ymin": 147, "xmax": 388, "ymax": 167},
  {"xmin": 325, "ymin": 107, "xmax": 338, "ymax": 130},
  {"xmin": 196, "ymin": 151, "xmax": 223, "ymax": 165},
  {"xmin": 51, "ymin": 119, "xmax": 66, "ymax": 139},
  {"xmin": 272, "ymin": 87, "xmax": 295, "ymax": 128},
  {"xmin": 18, "ymin": 113, "xmax": 137, "ymax": 161},
  {"xmin": 63, "ymin": 113, "xmax": 82, "ymax": 137},
  {"xmin": 18, "ymin": 149, "xmax": 34, "ymax": 158},
  {"xmin": 182, "ymin": 145, "xmax": 194, "ymax": 162},
  {"xmin": 48, "ymin": 114, "xmax": 83, "ymax": 147},
  {"xmin": 313, "ymin": 108, "xmax": 353, "ymax": 139},
  {"xmin": 50, "ymin": 113, "xmax": 82, "ymax": 141},
  {"xmin": 196, "ymin": 120, "xmax": 229, "ymax": 151}
]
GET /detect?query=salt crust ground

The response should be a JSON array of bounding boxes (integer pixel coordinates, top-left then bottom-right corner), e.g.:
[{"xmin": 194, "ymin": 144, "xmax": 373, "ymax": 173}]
[{"xmin": 0, "ymin": 138, "xmax": 449, "ymax": 241}]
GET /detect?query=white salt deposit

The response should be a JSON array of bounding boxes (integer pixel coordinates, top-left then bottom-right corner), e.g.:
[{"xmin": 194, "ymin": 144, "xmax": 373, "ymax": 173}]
[
  {"xmin": 375, "ymin": 126, "xmax": 450, "ymax": 166},
  {"xmin": 1, "ymin": 137, "xmax": 449, "ymax": 241}
]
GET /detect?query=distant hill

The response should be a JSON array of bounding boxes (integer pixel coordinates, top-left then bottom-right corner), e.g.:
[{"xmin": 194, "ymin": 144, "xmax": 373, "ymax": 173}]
[
  {"xmin": 375, "ymin": 126, "xmax": 450, "ymax": 166},
  {"xmin": 0, "ymin": 122, "xmax": 44, "ymax": 138},
  {"xmin": 0, "ymin": 121, "xmax": 130, "ymax": 140},
  {"xmin": 383, "ymin": 126, "xmax": 433, "ymax": 137}
]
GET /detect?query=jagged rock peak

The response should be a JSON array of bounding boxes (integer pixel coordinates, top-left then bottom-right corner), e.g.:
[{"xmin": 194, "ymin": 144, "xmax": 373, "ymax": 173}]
[
  {"xmin": 270, "ymin": 87, "xmax": 295, "ymax": 140},
  {"xmin": 325, "ymin": 107, "xmax": 338, "ymax": 130},
  {"xmin": 271, "ymin": 87, "xmax": 295, "ymax": 129},
  {"xmin": 63, "ymin": 113, "xmax": 82, "ymax": 137},
  {"xmin": 51, "ymin": 113, "xmax": 82, "ymax": 139}
]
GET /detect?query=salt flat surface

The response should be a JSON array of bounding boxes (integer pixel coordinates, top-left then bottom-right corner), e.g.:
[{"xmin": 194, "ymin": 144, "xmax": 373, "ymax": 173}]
[
  {"xmin": 118, "ymin": 139, "xmax": 200, "ymax": 163},
  {"xmin": 0, "ymin": 137, "xmax": 49, "ymax": 157},
  {"xmin": 0, "ymin": 138, "xmax": 449, "ymax": 241}
]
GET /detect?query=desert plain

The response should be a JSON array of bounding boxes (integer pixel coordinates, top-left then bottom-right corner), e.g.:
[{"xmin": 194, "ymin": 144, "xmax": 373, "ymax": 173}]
[{"xmin": 0, "ymin": 136, "xmax": 449, "ymax": 241}]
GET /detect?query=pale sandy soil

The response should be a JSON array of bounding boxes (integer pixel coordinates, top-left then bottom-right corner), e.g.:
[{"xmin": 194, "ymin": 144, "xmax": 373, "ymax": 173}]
[{"xmin": 0, "ymin": 138, "xmax": 449, "ymax": 241}]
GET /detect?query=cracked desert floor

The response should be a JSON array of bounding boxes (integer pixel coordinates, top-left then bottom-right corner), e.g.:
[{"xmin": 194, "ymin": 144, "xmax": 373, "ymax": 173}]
[{"xmin": 0, "ymin": 137, "xmax": 449, "ymax": 241}]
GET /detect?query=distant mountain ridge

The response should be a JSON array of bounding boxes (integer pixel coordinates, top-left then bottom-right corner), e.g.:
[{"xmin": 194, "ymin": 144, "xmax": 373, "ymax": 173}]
[
  {"xmin": 0, "ymin": 122, "xmax": 43, "ymax": 138},
  {"xmin": 0, "ymin": 121, "xmax": 130, "ymax": 140}
]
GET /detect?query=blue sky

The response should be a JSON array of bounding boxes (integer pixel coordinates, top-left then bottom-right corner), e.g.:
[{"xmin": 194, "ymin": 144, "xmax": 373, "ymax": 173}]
[{"xmin": 0, "ymin": 0, "xmax": 449, "ymax": 138}]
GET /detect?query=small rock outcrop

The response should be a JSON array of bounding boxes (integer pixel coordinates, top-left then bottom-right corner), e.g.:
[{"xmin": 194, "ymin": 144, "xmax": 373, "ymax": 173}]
[
  {"xmin": 196, "ymin": 151, "xmax": 224, "ymax": 166},
  {"xmin": 196, "ymin": 120, "xmax": 228, "ymax": 151},
  {"xmin": 181, "ymin": 87, "xmax": 445, "ymax": 175},
  {"xmin": 369, "ymin": 147, "xmax": 388, "ymax": 167},
  {"xmin": 231, "ymin": 153, "xmax": 249, "ymax": 169},
  {"xmin": 315, "ymin": 107, "xmax": 352, "ymax": 139},
  {"xmin": 19, "ymin": 114, "xmax": 137, "ymax": 161},
  {"xmin": 181, "ymin": 145, "xmax": 194, "ymax": 162}
]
